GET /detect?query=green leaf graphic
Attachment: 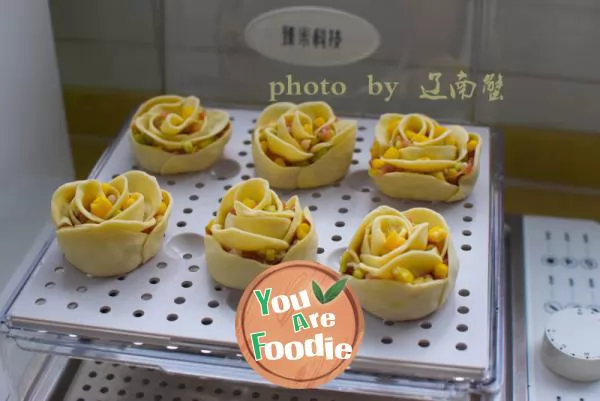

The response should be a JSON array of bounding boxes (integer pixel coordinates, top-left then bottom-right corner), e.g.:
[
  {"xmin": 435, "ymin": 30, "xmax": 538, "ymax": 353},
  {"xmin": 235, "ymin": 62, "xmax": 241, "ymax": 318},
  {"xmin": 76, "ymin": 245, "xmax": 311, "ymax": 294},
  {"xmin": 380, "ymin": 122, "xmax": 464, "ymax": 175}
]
[
  {"xmin": 322, "ymin": 278, "xmax": 348, "ymax": 304},
  {"xmin": 312, "ymin": 280, "xmax": 325, "ymax": 303}
]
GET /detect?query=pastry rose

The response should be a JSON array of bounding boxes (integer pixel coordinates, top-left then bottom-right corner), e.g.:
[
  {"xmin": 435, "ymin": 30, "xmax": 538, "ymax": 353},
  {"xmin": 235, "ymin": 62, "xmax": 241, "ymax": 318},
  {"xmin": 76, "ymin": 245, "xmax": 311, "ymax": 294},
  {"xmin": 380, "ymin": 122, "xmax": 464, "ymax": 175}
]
[
  {"xmin": 50, "ymin": 171, "xmax": 172, "ymax": 277},
  {"xmin": 204, "ymin": 178, "xmax": 318, "ymax": 290},
  {"xmin": 252, "ymin": 101, "xmax": 357, "ymax": 189},
  {"xmin": 369, "ymin": 113, "xmax": 481, "ymax": 202},
  {"xmin": 339, "ymin": 206, "xmax": 459, "ymax": 321},
  {"xmin": 130, "ymin": 95, "xmax": 232, "ymax": 174}
]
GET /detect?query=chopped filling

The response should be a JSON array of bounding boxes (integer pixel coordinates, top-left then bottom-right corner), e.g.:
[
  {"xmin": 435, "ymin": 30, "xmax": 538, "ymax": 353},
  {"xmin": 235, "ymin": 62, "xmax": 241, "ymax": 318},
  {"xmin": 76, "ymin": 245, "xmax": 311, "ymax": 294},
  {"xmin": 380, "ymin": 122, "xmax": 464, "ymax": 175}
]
[
  {"xmin": 369, "ymin": 123, "xmax": 478, "ymax": 184},
  {"xmin": 340, "ymin": 225, "xmax": 450, "ymax": 284},
  {"xmin": 257, "ymin": 112, "xmax": 336, "ymax": 167}
]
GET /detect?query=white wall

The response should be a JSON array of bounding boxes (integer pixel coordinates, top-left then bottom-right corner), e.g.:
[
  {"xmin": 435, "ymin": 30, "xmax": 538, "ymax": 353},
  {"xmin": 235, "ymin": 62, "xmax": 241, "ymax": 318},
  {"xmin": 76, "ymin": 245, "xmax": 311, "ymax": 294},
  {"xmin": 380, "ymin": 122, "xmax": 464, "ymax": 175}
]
[{"xmin": 0, "ymin": 0, "xmax": 75, "ymax": 398}]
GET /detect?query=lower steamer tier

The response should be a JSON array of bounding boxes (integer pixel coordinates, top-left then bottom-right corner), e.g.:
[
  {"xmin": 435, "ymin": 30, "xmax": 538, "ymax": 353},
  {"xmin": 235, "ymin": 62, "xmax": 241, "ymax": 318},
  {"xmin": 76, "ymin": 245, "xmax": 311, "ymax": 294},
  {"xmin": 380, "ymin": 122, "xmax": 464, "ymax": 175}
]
[{"xmin": 3, "ymin": 108, "xmax": 504, "ymax": 399}]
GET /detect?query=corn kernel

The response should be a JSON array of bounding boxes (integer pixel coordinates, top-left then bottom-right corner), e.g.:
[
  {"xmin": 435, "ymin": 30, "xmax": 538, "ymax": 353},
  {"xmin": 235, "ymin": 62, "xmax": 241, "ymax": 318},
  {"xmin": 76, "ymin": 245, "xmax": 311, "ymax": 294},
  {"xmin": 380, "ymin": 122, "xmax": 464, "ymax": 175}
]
[
  {"xmin": 431, "ymin": 171, "xmax": 445, "ymax": 180},
  {"xmin": 296, "ymin": 222, "xmax": 310, "ymax": 240},
  {"xmin": 417, "ymin": 156, "xmax": 431, "ymax": 161},
  {"xmin": 387, "ymin": 122, "xmax": 398, "ymax": 135},
  {"xmin": 370, "ymin": 142, "xmax": 380, "ymax": 158},
  {"xmin": 413, "ymin": 134, "xmax": 428, "ymax": 143},
  {"xmin": 90, "ymin": 196, "xmax": 113, "ymax": 218},
  {"xmin": 405, "ymin": 130, "xmax": 417, "ymax": 140},
  {"xmin": 392, "ymin": 267, "xmax": 414, "ymax": 283},
  {"xmin": 412, "ymin": 276, "xmax": 425, "ymax": 285},
  {"xmin": 369, "ymin": 168, "xmax": 383, "ymax": 176},
  {"xmin": 383, "ymin": 147, "xmax": 400, "ymax": 159},
  {"xmin": 434, "ymin": 263, "xmax": 449, "ymax": 279},
  {"xmin": 317, "ymin": 128, "xmax": 333, "ymax": 142},
  {"xmin": 101, "ymin": 183, "xmax": 113, "ymax": 194},
  {"xmin": 445, "ymin": 136, "xmax": 457, "ymax": 146},
  {"xmin": 428, "ymin": 226, "xmax": 447, "ymax": 243},
  {"xmin": 183, "ymin": 141, "xmax": 195, "ymax": 154},
  {"xmin": 467, "ymin": 139, "xmax": 478, "ymax": 152},
  {"xmin": 314, "ymin": 117, "xmax": 325, "ymax": 127},
  {"xmin": 385, "ymin": 231, "xmax": 406, "ymax": 250},
  {"xmin": 121, "ymin": 195, "xmax": 137, "ymax": 210},
  {"xmin": 352, "ymin": 269, "xmax": 366, "ymax": 279},
  {"xmin": 274, "ymin": 157, "xmax": 286, "ymax": 167},
  {"xmin": 433, "ymin": 126, "xmax": 447, "ymax": 137},
  {"xmin": 371, "ymin": 159, "xmax": 385, "ymax": 169},
  {"xmin": 303, "ymin": 124, "xmax": 313, "ymax": 134},
  {"xmin": 242, "ymin": 198, "xmax": 257, "ymax": 208},
  {"xmin": 265, "ymin": 249, "xmax": 277, "ymax": 261},
  {"xmin": 265, "ymin": 205, "xmax": 277, "ymax": 212},
  {"xmin": 182, "ymin": 106, "xmax": 194, "ymax": 119},
  {"xmin": 157, "ymin": 201, "xmax": 167, "ymax": 215},
  {"xmin": 423, "ymin": 274, "xmax": 434, "ymax": 282},
  {"xmin": 300, "ymin": 139, "xmax": 311, "ymax": 150},
  {"xmin": 260, "ymin": 140, "xmax": 268, "ymax": 153}
]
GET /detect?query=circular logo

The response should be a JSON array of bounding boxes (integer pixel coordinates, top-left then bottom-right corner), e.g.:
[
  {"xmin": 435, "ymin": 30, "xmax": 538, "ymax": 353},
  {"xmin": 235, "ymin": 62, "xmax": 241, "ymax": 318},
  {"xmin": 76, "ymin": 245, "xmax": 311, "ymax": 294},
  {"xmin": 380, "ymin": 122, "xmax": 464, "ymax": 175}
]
[{"xmin": 236, "ymin": 261, "xmax": 364, "ymax": 389}]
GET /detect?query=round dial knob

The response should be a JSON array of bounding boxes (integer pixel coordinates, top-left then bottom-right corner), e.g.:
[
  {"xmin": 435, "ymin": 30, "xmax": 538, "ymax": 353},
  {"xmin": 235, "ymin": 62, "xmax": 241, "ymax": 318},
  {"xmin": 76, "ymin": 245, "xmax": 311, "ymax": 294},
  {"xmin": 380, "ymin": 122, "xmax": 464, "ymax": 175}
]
[{"xmin": 542, "ymin": 307, "xmax": 600, "ymax": 381}]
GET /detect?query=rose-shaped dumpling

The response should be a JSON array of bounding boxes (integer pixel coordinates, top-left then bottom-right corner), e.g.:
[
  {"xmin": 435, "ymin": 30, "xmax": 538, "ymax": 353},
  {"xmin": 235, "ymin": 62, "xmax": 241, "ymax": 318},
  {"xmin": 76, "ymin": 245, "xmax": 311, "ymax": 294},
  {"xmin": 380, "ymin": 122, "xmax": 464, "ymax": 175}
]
[
  {"xmin": 368, "ymin": 113, "xmax": 481, "ymax": 202},
  {"xmin": 50, "ymin": 171, "xmax": 173, "ymax": 277},
  {"xmin": 252, "ymin": 101, "xmax": 357, "ymax": 189},
  {"xmin": 204, "ymin": 178, "xmax": 318, "ymax": 289},
  {"xmin": 130, "ymin": 95, "xmax": 232, "ymax": 174},
  {"xmin": 339, "ymin": 206, "xmax": 459, "ymax": 321}
]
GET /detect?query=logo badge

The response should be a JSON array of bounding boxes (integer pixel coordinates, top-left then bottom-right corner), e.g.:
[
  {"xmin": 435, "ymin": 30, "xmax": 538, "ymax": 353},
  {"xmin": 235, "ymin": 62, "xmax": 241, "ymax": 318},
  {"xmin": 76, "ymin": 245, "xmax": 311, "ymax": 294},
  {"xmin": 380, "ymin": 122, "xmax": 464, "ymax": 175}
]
[{"xmin": 236, "ymin": 261, "xmax": 364, "ymax": 388}]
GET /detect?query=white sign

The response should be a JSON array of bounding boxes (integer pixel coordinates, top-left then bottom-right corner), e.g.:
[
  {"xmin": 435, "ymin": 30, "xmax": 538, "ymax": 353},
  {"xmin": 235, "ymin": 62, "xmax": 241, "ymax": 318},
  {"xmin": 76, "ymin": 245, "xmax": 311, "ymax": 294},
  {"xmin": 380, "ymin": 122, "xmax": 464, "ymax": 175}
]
[{"xmin": 245, "ymin": 6, "xmax": 380, "ymax": 67}]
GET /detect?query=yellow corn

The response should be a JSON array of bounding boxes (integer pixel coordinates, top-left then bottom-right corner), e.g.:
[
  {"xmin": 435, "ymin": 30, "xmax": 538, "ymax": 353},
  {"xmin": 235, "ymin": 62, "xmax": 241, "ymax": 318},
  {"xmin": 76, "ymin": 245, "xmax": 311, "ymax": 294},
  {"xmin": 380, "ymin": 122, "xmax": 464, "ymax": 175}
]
[
  {"xmin": 300, "ymin": 139, "xmax": 311, "ymax": 150},
  {"xmin": 445, "ymin": 136, "xmax": 457, "ymax": 146},
  {"xmin": 370, "ymin": 142, "xmax": 381, "ymax": 158},
  {"xmin": 371, "ymin": 158, "xmax": 385, "ymax": 169},
  {"xmin": 423, "ymin": 274, "xmax": 434, "ymax": 282},
  {"xmin": 303, "ymin": 123, "xmax": 313, "ymax": 134},
  {"xmin": 90, "ymin": 196, "xmax": 113, "ymax": 218},
  {"xmin": 433, "ymin": 126, "xmax": 447, "ymax": 137},
  {"xmin": 392, "ymin": 267, "xmax": 414, "ymax": 283},
  {"xmin": 183, "ymin": 141, "xmax": 195, "ymax": 154},
  {"xmin": 265, "ymin": 205, "xmax": 277, "ymax": 212},
  {"xmin": 385, "ymin": 231, "xmax": 406, "ymax": 250},
  {"xmin": 260, "ymin": 140, "xmax": 268, "ymax": 154},
  {"xmin": 431, "ymin": 171, "xmax": 445, "ymax": 180},
  {"xmin": 182, "ymin": 106, "xmax": 194, "ymax": 119},
  {"xmin": 157, "ymin": 201, "xmax": 167, "ymax": 215},
  {"xmin": 101, "ymin": 183, "xmax": 113, "ymax": 194},
  {"xmin": 412, "ymin": 276, "xmax": 425, "ymax": 285},
  {"xmin": 434, "ymin": 263, "xmax": 449, "ymax": 279},
  {"xmin": 417, "ymin": 156, "xmax": 431, "ymax": 161},
  {"xmin": 412, "ymin": 134, "xmax": 428, "ymax": 143},
  {"xmin": 467, "ymin": 139, "xmax": 478, "ymax": 152},
  {"xmin": 428, "ymin": 226, "xmax": 447, "ymax": 243},
  {"xmin": 274, "ymin": 157, "xmax": 286, "ymax": 167},
  {"xmin": 383, "ymin": 147, "xmax": 400, "ymax": 159},
  {"xmin": 242, "ymin": 198, "xmax": 257, "ymax": 208},
  {"xmin": 405, "ymin": 130, "xmax": 417, "ymax": 140},
  {"xmin": 314, "ymin": 117, "xmax": 325, "ymax": 127},
  {"xmin": 265, "ymin": 249, "xmax": 277, "ymax": 261},
  {"xmin": 387, "ymin": 121, "xmax": 398, "ymax": 135},
  {"xmin": 352, "ymin": 269, "xmax": 366, "ymax": 279},
  {"xmin": 296, "ymin": 222, "xmax": 310, "ymax": 240},
  {"xmin": 121, "ymin": 195, "xmax": 137, "ymax": 210}
]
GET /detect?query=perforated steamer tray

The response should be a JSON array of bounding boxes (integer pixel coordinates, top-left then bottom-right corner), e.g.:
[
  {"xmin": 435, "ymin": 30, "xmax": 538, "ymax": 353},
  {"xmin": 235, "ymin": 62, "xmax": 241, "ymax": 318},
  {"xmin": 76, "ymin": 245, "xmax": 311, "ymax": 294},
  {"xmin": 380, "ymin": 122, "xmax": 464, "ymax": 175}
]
[{"xmin": 3, "ymin": 108, "xmax": 503, "ymax": 397}]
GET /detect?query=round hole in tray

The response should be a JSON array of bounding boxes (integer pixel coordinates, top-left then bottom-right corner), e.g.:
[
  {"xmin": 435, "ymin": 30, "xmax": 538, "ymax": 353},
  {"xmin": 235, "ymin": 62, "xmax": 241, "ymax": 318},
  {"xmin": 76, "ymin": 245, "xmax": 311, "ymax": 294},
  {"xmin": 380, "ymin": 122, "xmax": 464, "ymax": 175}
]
[
  {"xmin": 338, "ymin": 207, "xmax": 348, "ymax": 214},
  {"xmin": 224, "ymin": 184, "xmax": 232, "ymax": 191},
  {"xmin": 35, "ymin": 298, "xmax": 45, "ymax": 305},
  {"xmin": 165, "ymin": 233, "xmax": 204, "ymax": 260},
  {"xmin": 342, "ymin": 194, "xmax": 351, "ymax": 200},
  {"xmin": 456, "ymin": 342, "xmax": 467, "ymax": 351},
  {"xmin": 195, "ymin": 182, "xmax": 205, "ymax": 189},
  {"xmin": 247, "ymin": 129, "xmax": 254, "ymax": 135},
  {"xmin": 312, "ymin": 192, "xmax": 321, "ymax": 198},
  {"xmin": 149, "ymin": 277, "xmax": 160, "ymax": 285},
  {"xmin": 252, "ymin": 392, "xmax": 260, "ymax": 398},
  {"xmin": 189, "ymin": 194, "xmax": 199, "ymax": 201},
  {"xmin": 358, "ymin": 126, "xmax": 366, "ymax": 131},
  {"xmin": 233, "ymin": 389, "xmax": 242, "ymax": 396},
  {"xmin": 159, "ymin": 381, "xmax": 168, "ymax": 388},
  {"xmin": 239, "ymin": 151, "xmax": 247, "ymax": 157},
  {"xmin": 246, "ymin": 162, "xmax": 255, "ymax": 168},
  {"xmin": 208, "ymin": 300, "xmax": 220, "ymax": 308},
  {"xmin": 77, "ymin": 286, "xmax": 87, "ymax": 293},
  {"xmin": 181, "ymin": 281, "xmax": 193, "ymax": 288},
  {"xmin": 463, "ymin": 216, "xmax": 473, "ymax": 222},
  {"xmin": 326, "ymin": 248, "xmax": 345, "ymax": 268},
  {"xmin": 459, "ymin": 289, "xmax": 470, "ymax": 297},
  {"xmin": 383, "ymin": 320, "xmax": 394, "ymax": 326},
  {"xmin": 418, "ymin": 339, "xmax": 430, "ymax": 348},
  {"xmin": 352, "ymin": 159, "xmax": 359, "ymax": 165},
  {"xmin": 189, "ymin": 265, "xmax": 200, "ymax": 272},
  {"xmin": 100, "ymin": 387, "xmax": 109, "ymax": 393},
  {"xmin": 100, "ymin": 306, "xmax": 111, "ymax": 314},
  {"xmin": 195, "ymin": 385, "xmax": 203, "ymax": 391},
  {"xmin": 215, "ymin": 388, "xmax": 224, "ymax": 394},
  {"xmin": 123, "ymin": 376, "xmax": 132, "ymax": 383},
  {"xmin": 141, "ymin": 293, "xmax": 152, "ymax": 300},
  {"xmin": 464, "ymin": 202, "xmax": 473, "ymax": 209},
  {"xmin": 156, "ymin": 261, "xmax": 167, "ymax": 269},
  {"xmin": 177, "ymin": 221, "xmax": 187, "ymax": 228},
  {"xmin": 210, "ymin": 159, "xmax": 241, "ymax": 180},
  {"xmin": 462, "ymin": 230, "xmax": 472, "ymax": 236},
  {"xmin": 111, "ymin": 174, "xmax": 119, "ymax": 179},
  {"xmin": 309, "ymin": 205, "xmax": 318, "ymax": 212},
  {"xmin": 335, "ymin": 221, "xmax": 345, "ymax": 227},
  {"xmin": 89, "ymin": 371, "xmax": 97, "ymax": 378},
  {"xmin": 461, "ymin": 244, "xmax": 472, "ymax": 251},
  {"xmin": 420, "ymin": 321, "xmax": 432, "ymax": 329},
  {"xmin": 183, "ymin": 208, "xmax": 193, "ymax": 214},
  {"xmin": 331, "ymin": 235, "xmax": 342, "ymax": 242},
  {"xmin": 167, "ymin": 313, "xmax": 179, "ymax": 322},
  {"xmin": 106, "ymin": 373, "xmax": 114, "ymax": 380},
  {"xmin": 244, "ymin": 140, "xmax": 251, "ymax": 146},
  {"xmin": 45, "ymin": 282, "xmax": 55, "ymax": 288},
  {"xmin": 227, "ymin": 290, "xmax": 242, "ymax": 310},
  {"xmin": 371, "ymin": 196, "xmax": 381, "ymax": 203},
  {"xmin": 458, "ymin": 306, "xmax": 469, "ymax": 314},
  {"xmin": 361, "ymin": 187, "xmax": 370, "ymax": 193},
  {"xmin": 346, "ymin": 170, "xmax": 371, "ymax": 192},
  {"xmin": 175, "ymin": 297, "xmax": 186, "ymax": 305},
  {"xmin": 136, "ymin": 392, "xmax": 144, "ymax": 399},
  {"xmin": 214, "ymin": 285, "xmax": 223, "ymax": 291},
  {"xmin": 201, "ymin": 317, "xmax": 213, "ymax": 325},
  {"xmin": 166, "ymin": 180, "xmax": 176, "ymax": 186},
  {"xmin": 317, "ymin": 247, "xmax": 325, "ymax": 255},
  {"xmin": 178, "ymin": 383, "xmax": 186, "ymax": 390},
  {"xmin": 117, "ymin": 276, "xmax": 126, "ymax": 281},
  {"xmin": 357, "ymin": 136, "xmax": 364, "ymax": 142},
  {"xmin": 67, "ymin": 302, "xmax": 78, "ymax": 310},
  {"xmin": 133, "ymin": 310, "xmax": 144, "ymax": 318},
  {"xmin": 242, "ymin": 174, "xmax": 251, "ymax": 181},
  {"xmin": 381, "ymin": 336, "xmax": 393, "ymax": 344},
  {"xmin": 354, "ymin": 148, "xmax": 361, "ymax": 153},
  {"xmin": 332, "ymin": 181, "xmax": 341, "ymax": 188},
  {"xmin": 82, "ymin": 384, "xmax": 91, "ymax": 391},
  {"xmin": 54, "ymin": 266, "xmax": 64, "ymax": 273},
  {"xmin": 457, "ymin": 324, "xmax": 469, "ymax": 332}
]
